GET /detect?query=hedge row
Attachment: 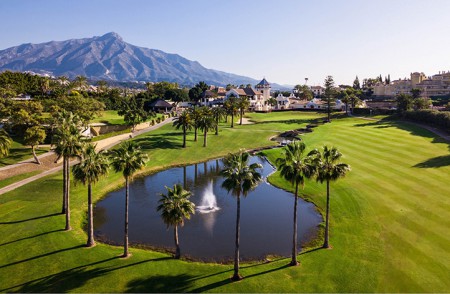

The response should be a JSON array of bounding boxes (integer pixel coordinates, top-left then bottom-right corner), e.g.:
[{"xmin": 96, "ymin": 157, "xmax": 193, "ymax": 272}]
[{"xmin": 404, "ymin": 109, "xmax": 450, "ymax": 130}]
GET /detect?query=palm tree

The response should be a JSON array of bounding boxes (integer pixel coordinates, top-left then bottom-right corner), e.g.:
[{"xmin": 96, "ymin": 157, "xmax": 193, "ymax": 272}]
[
  {"xmin": 54, "ymin": 111, "xmax": 85, "ymax": 230},
  {"xmin": 72, "ymin": 144, "xmax": 109, "ymax": 247},
  {"xmin": 237, "ymin": 97, "xmax": 250, "ymax": 125},
  {"xmin": 221, "ymin": 150, "xmax": 262, "ymax": 281},
  {"xmin": 189, "ymin": 107, "xmax": 201, "ymax": 142},
  {"xmin": 145, "ymin": 82, "xmax": 153, "ymax": 93},
  {"xmin": 40, "ymin": 77, "xmax": 51, "ymax": 96},
  {"xmin": 197, "ymin": 107, "xmax": 216, "ymax": 147},
  {"xmin": 315, "ymin": 146, "xmax": 350, "ymax": 249},
  {"xmin": 0, "ymin": 129, "xmax": 12, "ymax": 158},
  {"xmin": 110, "ymin": 141, "xmax": 148, "ymax": 257},
  {"xmin": 95, "ymin": 80, "xmax": 109, "ymax": 97},
  {"xmin": 224, "ymin": 96, "xmax": 238, "ymax": 128},
  {"xmin": 276, "ymin": 141, "xmax": 318, "ymax": 266},
  {"xmin": 56, "ymin": 75, "xmax": 70, "ymax": 92},
  {"xmin": 211, "ymin": 106, "xmax": 225, "ymax": 135},
  {"xmin": 73, "ymin": 75, "xmax": 88, "ymax": 91},
  {"xmin": 53, "ymin": 111, "xmax": 81, "ymax": 214},
  {"xmin": 157, "ymin": 184, "xmax": 195, "ymax": 259},
  {"xmin": 172, "ymin": 110, "xmax": 192, "ymax": 148}
]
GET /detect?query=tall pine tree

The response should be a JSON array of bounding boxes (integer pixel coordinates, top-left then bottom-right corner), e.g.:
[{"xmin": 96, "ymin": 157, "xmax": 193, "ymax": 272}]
[{"xmin": 353, "ymin": 76, "xmax": 361, "ymax": 90}]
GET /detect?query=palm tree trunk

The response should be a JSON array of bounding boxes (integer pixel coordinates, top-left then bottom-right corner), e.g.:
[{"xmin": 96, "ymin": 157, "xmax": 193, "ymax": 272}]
[
  {"xmin": 240, "ymin": 109, "xmax": 243, "ymax": 125},
  {"xmin": 215, "ymin": 117, "xmax": 219, "ymax": 135},
  {"xmin": 327, "ymin": 98, "xmax": 331, "ymax": 122},
  {"xmin": 182, "ymin": 125, "xmax": 186, "ymax": 148},
  {"xmin": 61, "ymin": 157, "xmax": 67, "ymax": 214},
  {"xmin": 231, "ymin": 113, "xmax": 234, "ymax": 128},
  {"xmin": 65, "ymin": 157, "xmax": 71, "ymax": 231},
  {"xmin": 232, "ymin": 195, "xmax": 242, "ymax": 281},
  {"xmin": 174, "ymin": 225, "xmax": 180, "ymax": 259},
  {"xmin": 124, "ymin": 177, "xmax": 129, "ymax": 257},
  {"xmin": 87, "ymin": 183, "xmax": 95, "ymax": 247},
  {"xmin": 203, "ymin": 129, "xmax": 207, "ymax": 147},
  {"xmin": 194, "ymin": 126, "xmax": 198, "ymax": 142},
  {"xmin": 194, "ymin": 164, "xmax": 198, "ymax": 184},
  {"xmin": 32, "ymin": 145, "xmax": 40, "ymax": 164},
  {"xmin": 323, "ymin": 180, "xmax": 330, "ymax": 248},
  {"xmin": 291, "ymin": 182, "xmax": 299, "ymax": 266}
]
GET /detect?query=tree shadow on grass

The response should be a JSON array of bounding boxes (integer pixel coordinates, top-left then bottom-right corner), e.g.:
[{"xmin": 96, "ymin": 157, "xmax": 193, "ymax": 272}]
[
  {"xmin": 0, "ymin": 244, "xmax": 85, "ymax": 269},
  {"xmin": 413, "ymin": 154, "xmax": 450, "ymax": 168},
  {"xmin": 190, "ymin": 262, "xmax": 290, "ymax": 292},
  {"xmin": 0, "ymin": 229, "xmax": 64, "ymax": 247},
  {"xmin": 126, "ymin": 271, "xmax": 233, "ymax": 293},
  {"xmin": 133, "ymin": 134, "xmax": 181, "ymax": 150},
  {"xmin": 0, "ymin": 148, "xmax": 32, "ymax": 165},
  {"xmin": 189, "ymin": 277, "xmax": 232, "ymax": 293},
  {"xmin": 3, "ymin": 256, "xmax": 171, "ymax": 292},
  {"xmin": 243, "ymin": 263, "xmax": 290, "ymax": 280},
  {"xmin": 0, "ymin": 212, "xmax": 60, "ymax": 224},
  {"xmin": 125, "ymin": 274, "xmax": 196, "ymax": 293},
  {"xmin": 14, "ymin": 267, "xmax": 111, "ymax": 293},
  {"xmin": 354, "ymin": 118, "xmax": 449, "ymax": 142},
  {"xmin": 354, "ymin": 118, "xmax": 450, "ymax": 155},
  {"xmin": 299, "ymin": 246, "xmax": 323, "ymax": 255}
]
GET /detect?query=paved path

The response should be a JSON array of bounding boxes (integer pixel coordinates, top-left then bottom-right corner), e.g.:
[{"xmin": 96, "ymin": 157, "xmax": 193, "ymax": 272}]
[
  {"xmin": 0, "ymin": 117, "xmax": 175, "ymax": 195},
  {"xmin": 0, "ymin": 151, "xmax": 57, "ymax": 172}
]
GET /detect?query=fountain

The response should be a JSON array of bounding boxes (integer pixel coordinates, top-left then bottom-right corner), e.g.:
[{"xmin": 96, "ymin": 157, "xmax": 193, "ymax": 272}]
[
  {"xmin": 196, "ymin": 180, "xmax": 220, "ymax": 213},
  {"xmin": 94, "ymin": 156, "xmax": 322, "ymax": 261}
]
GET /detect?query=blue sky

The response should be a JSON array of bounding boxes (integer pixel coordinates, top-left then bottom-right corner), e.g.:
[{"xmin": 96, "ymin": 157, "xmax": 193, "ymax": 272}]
[{"xmin": 1, "ymin": 0, "xmax": 449, "ymax": 86}]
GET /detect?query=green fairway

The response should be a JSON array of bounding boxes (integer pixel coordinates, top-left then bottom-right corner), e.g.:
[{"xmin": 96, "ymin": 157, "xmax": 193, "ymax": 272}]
[
  {"xmin": 0, "ymin": 171, "xmax": 41, "ymax": 189},
  {"xmin": 91, "ymin": 110, "xmax": 126, "ymax": 125},
  {"xmin": 91, "ymin": 110, "xmax": 166, "ymax": 126},
  {"xmin": 0, "ymin": 112, "xmax": 449, "ymax": 292}
]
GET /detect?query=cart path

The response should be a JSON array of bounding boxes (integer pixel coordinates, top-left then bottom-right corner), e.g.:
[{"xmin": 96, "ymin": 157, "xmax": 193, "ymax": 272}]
[{"xmin": 0, "ymin": 117, "xmax": 174, "ymax": 195}]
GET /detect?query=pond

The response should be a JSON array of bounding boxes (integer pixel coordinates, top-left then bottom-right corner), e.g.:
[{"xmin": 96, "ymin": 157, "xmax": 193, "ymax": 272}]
[{"xmin": 94, "ymin": 156, "xmax": 322, "ymax": 262}]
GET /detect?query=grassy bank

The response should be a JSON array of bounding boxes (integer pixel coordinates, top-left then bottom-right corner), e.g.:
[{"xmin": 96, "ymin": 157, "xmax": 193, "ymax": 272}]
[
  {"xmin": 0, "ymin": 140, "xmax": 50, "ymax": 167},
  {"xmin": 0, "ymin": 112, "xmax": 449, "ymax": 292}
]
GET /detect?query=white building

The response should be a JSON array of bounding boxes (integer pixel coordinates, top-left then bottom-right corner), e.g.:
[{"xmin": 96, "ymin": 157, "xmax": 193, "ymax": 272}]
[
  {"xmin": 225, "ymin": 78, "xmax": 273, "ymax": 111},
  {"xmin": 275, "ymin": 94, "xmax": 289, "ymax": 109},
  {"xmin": 310, "ymin": 86, "xmax": 325, "ymax": 97}
]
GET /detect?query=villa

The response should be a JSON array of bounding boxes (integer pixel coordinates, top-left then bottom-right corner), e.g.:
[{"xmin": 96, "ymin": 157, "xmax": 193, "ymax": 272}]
[
  {"xmin": 374, "ymin": 71, "xmax": 450, "ymax": 97},
  {"xmin": 173, "ymin": 77, "xmax": 349, "ymax": 112}
]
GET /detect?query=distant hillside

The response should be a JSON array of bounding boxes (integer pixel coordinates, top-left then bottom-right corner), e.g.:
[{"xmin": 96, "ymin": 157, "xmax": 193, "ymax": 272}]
[{"xmin": 0, "ymin": 32, "xmax": 290, "ymax": 88}]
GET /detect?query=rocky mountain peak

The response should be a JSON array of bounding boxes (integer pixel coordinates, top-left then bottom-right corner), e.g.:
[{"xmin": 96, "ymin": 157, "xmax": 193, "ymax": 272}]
[
  {"xmin": 96, "ymin": 32, "xmax": 123, "ymax": 42},
  {"xmin": 0, "ymin": 33, "xmax": 265, "ymax": 86}
]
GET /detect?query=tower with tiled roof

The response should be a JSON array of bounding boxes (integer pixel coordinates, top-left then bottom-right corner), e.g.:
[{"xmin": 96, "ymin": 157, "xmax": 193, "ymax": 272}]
[{"xmin": 256, "ymin": 78, "xmax": 271, "ymax": 106}]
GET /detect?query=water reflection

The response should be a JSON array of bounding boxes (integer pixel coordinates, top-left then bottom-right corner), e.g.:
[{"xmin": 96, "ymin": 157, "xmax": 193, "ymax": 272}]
[{"xmin": 94, "ymin": 156, "xmax": 321, "ymax": 261}]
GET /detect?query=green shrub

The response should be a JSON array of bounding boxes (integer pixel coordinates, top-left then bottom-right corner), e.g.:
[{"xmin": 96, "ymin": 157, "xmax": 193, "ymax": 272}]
[{"xmin": 404, "ymin": 109, "xmax": 450, "ymax": 130}]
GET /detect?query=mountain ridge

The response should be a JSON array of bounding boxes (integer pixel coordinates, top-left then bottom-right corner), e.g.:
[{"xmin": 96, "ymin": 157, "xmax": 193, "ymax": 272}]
[{"xmin": 0, "ymin": 32, "xmax": 290, "ymax": 88}]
